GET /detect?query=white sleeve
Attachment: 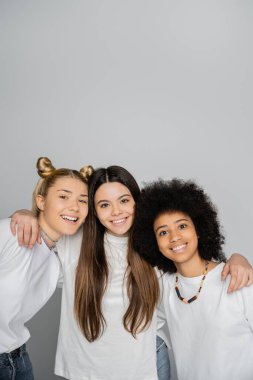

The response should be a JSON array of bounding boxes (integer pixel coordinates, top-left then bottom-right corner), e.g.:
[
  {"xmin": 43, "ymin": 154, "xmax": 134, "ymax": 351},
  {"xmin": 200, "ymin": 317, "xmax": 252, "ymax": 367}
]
[
  {"xmin": 56, "ymin": 263, "xmax": 64, "ymax": 288},
  {"xmin": 241, "ymin": 285, "xmax": 253, "ymax": 331},
  {"xmin": 156, "ymin": 273, "xmax": 172, "ymax": 349},
  {"xmin": 0, "ymin": 219, "xmax": 13, "ymax": 255},
  {"xmin": 0, "ymin": 218, "xmax": 20, "ymax": 259}
]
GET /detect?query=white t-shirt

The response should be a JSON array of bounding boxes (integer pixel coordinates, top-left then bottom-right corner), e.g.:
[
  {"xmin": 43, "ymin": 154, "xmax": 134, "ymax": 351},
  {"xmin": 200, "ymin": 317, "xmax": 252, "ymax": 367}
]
[
  {"xmin": 0, "ymin": 218, "xmax": 60, "ymax": 353},
  {"xmin": 55, "ymin": 231, "xmax": 158, "ymax": 380},
  {"xmin": 157, "ymin": 263, "xmax": 253, "ymax": 380}
]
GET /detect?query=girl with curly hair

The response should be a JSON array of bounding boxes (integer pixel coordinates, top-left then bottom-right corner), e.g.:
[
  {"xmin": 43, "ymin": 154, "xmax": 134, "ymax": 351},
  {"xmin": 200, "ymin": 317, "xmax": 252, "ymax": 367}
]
[
  {"xmin": 133, "ymin": 178, "xmax": 253, "ymax": 380},
  {"xmin": 0, "ymin": 157, "xmax": 91, "ymax": 380}
]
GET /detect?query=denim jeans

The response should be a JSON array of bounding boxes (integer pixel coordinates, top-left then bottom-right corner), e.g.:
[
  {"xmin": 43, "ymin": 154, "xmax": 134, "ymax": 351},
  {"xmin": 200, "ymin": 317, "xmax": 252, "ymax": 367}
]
[
  {"xmin": 0, "ymin": 345, "xmax": 34, "ymax": 380},
  {"xmin": 156, "ymin": 336, "xmax": 171, "ymax": 380}
]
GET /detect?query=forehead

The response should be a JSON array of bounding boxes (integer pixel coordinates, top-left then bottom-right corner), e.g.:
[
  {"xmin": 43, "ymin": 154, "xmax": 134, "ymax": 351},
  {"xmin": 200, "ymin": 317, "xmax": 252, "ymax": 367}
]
[
  {"xmin": 95, "ymin": 182, "xmax": 131, "ymax": 200},
  {"xmin": 154, "ymin": 210, "xmax": 192, "ymax": 225},
  {"xmin": 49, "ymin": 176, "xmax": 88, "ymax": 193}
]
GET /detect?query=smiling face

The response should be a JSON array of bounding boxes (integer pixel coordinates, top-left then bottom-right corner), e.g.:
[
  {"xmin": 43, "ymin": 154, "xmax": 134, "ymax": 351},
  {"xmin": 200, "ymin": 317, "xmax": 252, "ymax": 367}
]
[
  {"xmin": 37, "ymin": 176, "xmax": 88, "ymax": 242},
  {"xmin": 94, "ymin": 182, "xmax": 135, "ymax": 237},
  {"xmin": 154, "ymin": 211, "xmax": 201, "ymax": 273}
]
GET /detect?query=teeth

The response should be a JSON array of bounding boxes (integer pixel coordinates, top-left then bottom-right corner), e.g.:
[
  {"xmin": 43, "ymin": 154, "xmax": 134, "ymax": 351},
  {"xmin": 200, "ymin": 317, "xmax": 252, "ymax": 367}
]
[
  {"xmin": 112, "ymin": 219, "xmax": 125, "ymax": 224},
  {"xmin": 62, "ymin": 216, "xmax": 78, "ymax": 222},
  {"xmin": 171, "ymin": 244, "xmax": 186, "ymax": 252}
]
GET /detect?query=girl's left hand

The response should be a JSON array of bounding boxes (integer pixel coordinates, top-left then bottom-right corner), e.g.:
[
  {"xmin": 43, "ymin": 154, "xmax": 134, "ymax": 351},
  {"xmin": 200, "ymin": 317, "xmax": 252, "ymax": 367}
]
[{"xmin": 221, "ymin": 253, "xmax": 253, "ymax": 293}]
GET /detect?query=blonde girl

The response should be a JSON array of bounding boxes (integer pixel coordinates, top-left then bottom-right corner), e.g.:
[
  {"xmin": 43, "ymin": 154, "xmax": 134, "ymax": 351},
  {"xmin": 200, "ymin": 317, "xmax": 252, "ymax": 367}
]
[{"xmin": 0, "ymin": 157, "xmax": 92, "ymax": 380}]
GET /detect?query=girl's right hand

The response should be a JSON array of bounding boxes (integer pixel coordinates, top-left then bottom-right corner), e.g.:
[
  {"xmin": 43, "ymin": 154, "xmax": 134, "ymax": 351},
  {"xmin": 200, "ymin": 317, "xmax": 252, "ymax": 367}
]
[{"xmin": 10, "ymin": 209, "xmax": 41, "ymax": 248}]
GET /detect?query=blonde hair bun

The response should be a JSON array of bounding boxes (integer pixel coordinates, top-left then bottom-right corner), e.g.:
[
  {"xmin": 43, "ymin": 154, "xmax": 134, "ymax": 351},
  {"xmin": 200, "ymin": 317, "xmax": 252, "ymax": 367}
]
[
  {"xmin": 36, "ymin": 157, "xmax": 56, "ymax": 178},
  {"xmin": 80, "ymin": 165, "xmax": 94, "ymax": 181}
]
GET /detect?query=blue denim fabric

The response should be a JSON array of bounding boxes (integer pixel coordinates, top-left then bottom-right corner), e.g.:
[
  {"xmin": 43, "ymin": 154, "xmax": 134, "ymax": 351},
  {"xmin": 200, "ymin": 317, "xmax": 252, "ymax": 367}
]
[
  {"xmin": 156, "ymin": 336, "xmax": 171, "ymax": 380},
  {"xmin": 0, "ymin": 345, "xmax": 34, "ymax": 380}
]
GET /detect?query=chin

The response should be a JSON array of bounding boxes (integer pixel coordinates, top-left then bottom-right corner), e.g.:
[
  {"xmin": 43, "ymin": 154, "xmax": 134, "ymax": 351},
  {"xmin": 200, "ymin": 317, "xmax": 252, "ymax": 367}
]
[{"xmin": 62, "ymin": 226, "xmax": 80, "ymax": 235}]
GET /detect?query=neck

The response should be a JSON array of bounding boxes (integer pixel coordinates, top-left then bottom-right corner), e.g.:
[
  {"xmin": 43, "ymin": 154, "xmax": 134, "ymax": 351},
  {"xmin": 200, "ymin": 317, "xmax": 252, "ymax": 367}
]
[
  {"xmin": 39, "ymin": 218, "xmax": 59, "ymax": 249},
  {"xmin": 106, "ymin": 231, "xmax": 129, "ymax": 238},
  {"xmin": 175, "ymin": 256, "xmax": 207, "ymax": 277},
  {"xmin": 176, "ymin": 257, "xmax": 218, "ymax": 277}
]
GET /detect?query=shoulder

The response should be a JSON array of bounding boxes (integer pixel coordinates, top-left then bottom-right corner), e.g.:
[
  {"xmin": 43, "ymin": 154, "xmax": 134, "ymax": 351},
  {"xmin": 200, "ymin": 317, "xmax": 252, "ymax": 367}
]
[
  {"xmin": 0, "ymin": 218, "xmax": 13, "ymax": 234},
  {"xmin": 208, "ymin": 262, "xmax": 230, "ymax": 289},
  {"xmin": 159, "ymin": 270, "xmax": 174, "ymax": 284},
  {"xmin": 157, "ymin": 270, "xmax": 175, "ymax": 298},
  {"xmin": 0, "ymin": 218, "xmax": 41, "ymax": 260},
  {"xmin": 208, "ymin": 263, "xmax": 253, "ymax": 309},
  {"xmin": 0, "ymin": 218, "xmax": 18, "ymax": 251}
]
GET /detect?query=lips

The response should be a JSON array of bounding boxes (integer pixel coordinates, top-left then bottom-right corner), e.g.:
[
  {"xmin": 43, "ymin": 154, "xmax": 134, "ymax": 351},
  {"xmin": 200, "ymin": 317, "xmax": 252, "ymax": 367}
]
[
  {"xmin": 111, "ymin": 218, "xmax": 127, "ymax": 225},
  {"xmin": 170, "ymin": 244, "xmax": 187, "ymax": 252},
  {"xmin": 61, "ymin": 215, "xmax": 78, "ymax": 222}
]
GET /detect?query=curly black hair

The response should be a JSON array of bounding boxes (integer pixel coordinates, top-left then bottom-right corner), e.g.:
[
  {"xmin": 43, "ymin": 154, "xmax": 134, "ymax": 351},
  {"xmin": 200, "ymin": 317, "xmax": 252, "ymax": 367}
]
[{"xmin": 132, "ymin": 178, "xmax": 226, "ymax": 273}]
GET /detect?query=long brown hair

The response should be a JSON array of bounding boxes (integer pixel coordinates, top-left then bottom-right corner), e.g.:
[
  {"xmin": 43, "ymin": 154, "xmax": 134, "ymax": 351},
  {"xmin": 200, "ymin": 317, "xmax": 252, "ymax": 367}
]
[{"xmin": 74, "ymin": 166, "xmax": 160, "ymax": 342}]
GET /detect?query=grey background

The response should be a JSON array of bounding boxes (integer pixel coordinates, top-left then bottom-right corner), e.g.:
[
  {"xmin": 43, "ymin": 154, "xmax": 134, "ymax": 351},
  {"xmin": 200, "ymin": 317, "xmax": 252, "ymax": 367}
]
[{"xmin": 0, "ymin": 1, "xmax": 252, "ymax": 379}]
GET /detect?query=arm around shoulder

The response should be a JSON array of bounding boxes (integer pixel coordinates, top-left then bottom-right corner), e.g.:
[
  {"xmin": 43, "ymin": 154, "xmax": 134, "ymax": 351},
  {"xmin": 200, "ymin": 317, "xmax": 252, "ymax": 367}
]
[
  {"xmin": 221, "ymin": 254, "xmax": 253, "ymax": 293},
  {"xmin": 10, "ymin": 209, "xmax": 41, "ymax": 248}
]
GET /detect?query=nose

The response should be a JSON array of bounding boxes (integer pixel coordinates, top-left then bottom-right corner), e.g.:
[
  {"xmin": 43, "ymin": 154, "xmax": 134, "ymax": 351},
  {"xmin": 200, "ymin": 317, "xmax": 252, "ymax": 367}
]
[
  {"xmin": 68, "ymin": 200, "xmax": 79, "ymax": 212},
  {"xmin": 111, "ymin": 204, "xmax": 122, "ymax": 216},
  {"xmin": 170, "ymin": 230, "xmax": 181, "ymax": 243}
]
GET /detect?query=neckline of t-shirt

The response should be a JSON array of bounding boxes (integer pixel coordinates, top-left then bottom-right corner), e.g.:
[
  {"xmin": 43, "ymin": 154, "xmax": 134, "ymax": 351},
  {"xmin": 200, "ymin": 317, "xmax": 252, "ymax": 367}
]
[
  {"xmin": 176, "ymin": 262, "xmax": 224, "ymax": 284},
  {"xmin": 104, "ymin": 232, "xmax": 129, "ymax": 247}
]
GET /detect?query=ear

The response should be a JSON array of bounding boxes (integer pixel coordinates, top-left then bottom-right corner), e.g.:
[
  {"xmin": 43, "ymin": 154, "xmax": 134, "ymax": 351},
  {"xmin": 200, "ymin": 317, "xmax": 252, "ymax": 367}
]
[{"xmin": 36, "ymin": 195, "xmax": 45, "ymax": 212}]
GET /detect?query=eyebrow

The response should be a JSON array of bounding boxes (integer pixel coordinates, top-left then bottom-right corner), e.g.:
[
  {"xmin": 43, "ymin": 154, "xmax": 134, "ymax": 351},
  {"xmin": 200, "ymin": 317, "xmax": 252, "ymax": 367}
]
[
  {"xmin": 155, "ymin": 218, "xmax": 189, "ymax": 233},
  {"xmin": 96, "ymin": 193, "xmax": 131, "ymax": 205},
  {"xmin": 57, "ymin": 189, "xmax": 88, "ymax": 197},
  {"xmin": 155, "ymin": 224, "xmax": 168, "ymax": 233}
]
